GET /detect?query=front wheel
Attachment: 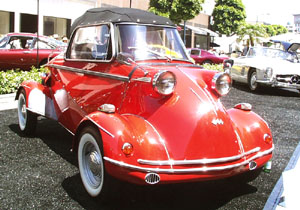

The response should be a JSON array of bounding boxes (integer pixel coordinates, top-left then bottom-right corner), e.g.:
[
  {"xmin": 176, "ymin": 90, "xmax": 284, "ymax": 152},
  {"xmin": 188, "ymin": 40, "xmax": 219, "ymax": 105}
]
[
  {"xmin": 17, "ymin": 89, "xmax": 37, "ymax": 135},
  {"xmin": 78, "ymin": 126, "xmax": 111, "ymax": 198},
  {"xmin": 248, "ymin": 71, "xmax": 259, "ymax": 91}
]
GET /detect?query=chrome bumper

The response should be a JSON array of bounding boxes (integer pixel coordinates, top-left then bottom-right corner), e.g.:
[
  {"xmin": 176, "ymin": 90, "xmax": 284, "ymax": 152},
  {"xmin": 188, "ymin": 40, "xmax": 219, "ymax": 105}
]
[
  {"xmin": 257, "ymin": 80, "xmax": 300, "ymax": 89},
  {"xmin": 103, "ymin": 145, "xmax": 274, "ymax": 174}
]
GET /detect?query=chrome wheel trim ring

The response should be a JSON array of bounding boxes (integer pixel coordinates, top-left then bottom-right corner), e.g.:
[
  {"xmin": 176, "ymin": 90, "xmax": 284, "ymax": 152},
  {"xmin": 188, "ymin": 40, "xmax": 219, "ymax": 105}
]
[
  {"xmin": 18, "ymin": 93, "xmax": 27, "ymax": 131},
  {"xmin": 78, "ymin": 133, "xmax": 104, "ymax": 197},
  {"xmin": 250, "ymin": 72, "xmax": 258, "ymax": 90}
]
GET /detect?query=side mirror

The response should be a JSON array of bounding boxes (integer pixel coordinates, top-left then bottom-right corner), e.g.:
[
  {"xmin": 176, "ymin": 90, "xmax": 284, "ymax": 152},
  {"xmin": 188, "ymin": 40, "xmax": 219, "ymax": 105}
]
[{"xmin": 116, "ymin": 52, "xmax": 135, "ymax": 66}]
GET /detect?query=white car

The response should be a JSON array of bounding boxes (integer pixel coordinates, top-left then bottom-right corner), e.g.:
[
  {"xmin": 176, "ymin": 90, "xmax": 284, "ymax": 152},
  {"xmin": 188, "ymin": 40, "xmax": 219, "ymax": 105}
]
[{"xmin": 227, "ymin": 43, "xmax": 300, "ymax": 91}]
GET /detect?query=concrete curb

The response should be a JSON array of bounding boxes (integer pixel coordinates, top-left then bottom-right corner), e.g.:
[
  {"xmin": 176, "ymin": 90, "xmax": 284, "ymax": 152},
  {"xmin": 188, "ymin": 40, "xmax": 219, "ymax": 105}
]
[{"xmin": 0, "ymin": 93, "xmax": 17, "ymax": 111}]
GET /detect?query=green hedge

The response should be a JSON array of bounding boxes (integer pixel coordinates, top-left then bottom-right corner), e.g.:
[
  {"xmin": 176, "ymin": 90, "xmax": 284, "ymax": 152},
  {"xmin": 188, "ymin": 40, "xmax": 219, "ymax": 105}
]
[
  {"xmin": 0, "ymin": 64, "xmax": 223, "ymax": 95},
  {"xmin": 0, "ymin": 67, "xmax": 47, "ymax": 94}
]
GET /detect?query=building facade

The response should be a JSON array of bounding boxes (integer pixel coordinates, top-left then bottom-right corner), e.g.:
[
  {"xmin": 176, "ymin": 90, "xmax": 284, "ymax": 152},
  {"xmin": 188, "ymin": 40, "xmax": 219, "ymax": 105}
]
[
  {"xmin": 0, "ymin": 0, "xmax": 215, "ymax": 49},
  {"xmin": 0, "ymin": 0, "xmax": 97, "ymax": 38},
  {"xmin": 294, "ymin": 14, "xmax": 300, "ymax": 33}
]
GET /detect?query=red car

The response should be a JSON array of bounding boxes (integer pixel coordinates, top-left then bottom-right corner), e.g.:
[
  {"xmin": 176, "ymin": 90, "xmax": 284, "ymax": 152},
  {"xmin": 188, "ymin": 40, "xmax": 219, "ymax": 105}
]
[
  {"xmin": 188, "ymin": 48, "xmax": 229, "ymax": 65},
  {"xmin": 16, "ymin": 8, "xmax": 273, "ymax": 199},
  {"xmin": 0, "ymin": 33, "xmax": 65, "ymax": 70}
]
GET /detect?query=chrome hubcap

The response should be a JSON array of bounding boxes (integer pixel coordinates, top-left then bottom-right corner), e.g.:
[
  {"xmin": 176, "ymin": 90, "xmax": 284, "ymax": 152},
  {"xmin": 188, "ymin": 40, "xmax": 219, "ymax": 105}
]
[
  {"xmin": 83, "ymin": 143, "xmax": 103, "ymax": 188},
  {"xmin": 250, "ymin": 73, "xmax": 257, "ymax": 89}
]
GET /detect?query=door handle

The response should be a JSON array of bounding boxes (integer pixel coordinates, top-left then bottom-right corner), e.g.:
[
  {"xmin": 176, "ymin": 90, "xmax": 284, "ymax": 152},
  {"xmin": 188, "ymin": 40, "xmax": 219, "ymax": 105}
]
[{"xmin": 23, "ymin": 51, "xmax": 31, "ymax": 54}]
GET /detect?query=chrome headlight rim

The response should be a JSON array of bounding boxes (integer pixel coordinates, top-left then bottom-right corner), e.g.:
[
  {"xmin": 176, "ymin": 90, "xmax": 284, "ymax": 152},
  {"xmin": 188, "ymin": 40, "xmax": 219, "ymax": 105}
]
[
  {"xmin": 264, "ymin": 67, "xmax": 273, "ymax": 79},
  {"xmin": 152, "ymin": 70, "xmax": 177, "ymax": 96},
  {"xmin": 212, "ymin": 72, "xmax": 232, "ymax": 96}
]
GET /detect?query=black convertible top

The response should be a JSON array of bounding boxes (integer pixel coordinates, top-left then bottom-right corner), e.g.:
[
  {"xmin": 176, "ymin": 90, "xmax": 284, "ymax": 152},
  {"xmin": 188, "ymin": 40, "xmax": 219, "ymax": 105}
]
[{"xmin": 71, "ymin": 8, "xmax": 175, "ymax": 33}]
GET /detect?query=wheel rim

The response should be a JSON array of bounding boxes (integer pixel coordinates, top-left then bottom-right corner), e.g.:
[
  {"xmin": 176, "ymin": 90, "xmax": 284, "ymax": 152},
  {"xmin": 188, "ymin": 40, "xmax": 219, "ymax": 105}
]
[
  {"xmin": 250, "ymin": 72, "xmax": 258, "ymax": 90},
  {"xmin": 18, "ymin": 93, "xmax": 27, "ymax": 131},
  {"xmin": 79, "ymin": 133, "xmax": 104, "ymax": 196}
]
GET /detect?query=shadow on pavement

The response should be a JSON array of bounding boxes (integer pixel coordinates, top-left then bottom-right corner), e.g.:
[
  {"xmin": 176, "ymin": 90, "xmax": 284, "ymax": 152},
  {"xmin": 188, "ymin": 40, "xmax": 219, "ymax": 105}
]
[
  {"xmin": 233, "ymin": 83, "xmax": 300, "ymax": 98},
  {"xmin": 10, "ymin": 118, "xmax": 259, "ymax": 210}
]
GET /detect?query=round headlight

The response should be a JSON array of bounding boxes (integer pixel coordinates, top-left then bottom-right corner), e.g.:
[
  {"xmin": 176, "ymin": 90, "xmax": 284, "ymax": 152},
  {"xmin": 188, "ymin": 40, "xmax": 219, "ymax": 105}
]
[
  {"xmin": 152, "ymin": 71, "xmax": 176, "ymax": 95},
  {"xmin": 212, "ymin": 73, "xmax": 232, "ymax": 96}
]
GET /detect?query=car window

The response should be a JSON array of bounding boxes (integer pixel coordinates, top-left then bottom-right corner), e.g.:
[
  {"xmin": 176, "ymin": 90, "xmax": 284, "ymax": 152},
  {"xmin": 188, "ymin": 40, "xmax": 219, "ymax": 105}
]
[
  {"xmin": 33, "ymin": 40, "xmax": 55, "ymax": 49},
  {"xmin": 0, "ymin": 36, "xmax": 9, "ymax": 48},
  {"xmin": 117, "ymin": 24, "xmax": 189, "ymax": 61},
  {"xmin": 7, "ymin": 36, "xmax": 34, "ymax": 49},
  {"xmin": 68, "ymin": 24, "xmax": 111, "ymax": 61},
  {"xmin": 190, "ymin": 49, "xmax": 200, "ymax": 56}
]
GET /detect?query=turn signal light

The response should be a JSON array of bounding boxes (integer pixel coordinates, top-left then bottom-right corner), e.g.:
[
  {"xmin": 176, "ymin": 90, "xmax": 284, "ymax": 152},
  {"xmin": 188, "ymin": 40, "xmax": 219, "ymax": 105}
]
[
  {"xmin": 122, "ymin": 143, "xmax": 133, "ymax": 156},
  {"xmin": 264, "ymin": 134, "xmax": 272, "ymax": 144}
]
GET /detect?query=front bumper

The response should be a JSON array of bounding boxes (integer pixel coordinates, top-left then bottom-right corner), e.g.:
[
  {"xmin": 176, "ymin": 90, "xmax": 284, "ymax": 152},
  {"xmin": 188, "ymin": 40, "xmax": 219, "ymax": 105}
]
[
  {"xmin": 257, "ymin": 77, "xmax": 300, "ymax": 89},
  {"xmin": 104, "ymin": 145, "xmax": 274, "ymax": 184},
  {"xmin": 104, "ymin": 146, "xmax": 273, "ymax": 173}
]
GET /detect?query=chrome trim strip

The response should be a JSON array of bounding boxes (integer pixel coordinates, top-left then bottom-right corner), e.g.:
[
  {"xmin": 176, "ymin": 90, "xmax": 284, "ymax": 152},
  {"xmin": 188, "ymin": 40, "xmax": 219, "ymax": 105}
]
[
  {"xmin": 131, "ymin": 77, "xmax": 152, "ymax": 83},
  {"xmin": 103, "ymin": 145, "xmax": 274, "ymax": 173},
  {"xmin": 48, "ymin": 64, "xmax": 129, "ymax": 82},
  {"xmin": 137, "ymin": 147, "xmax": 261, "ymax": 166},
  {"xmin": 86, "ymin": 116, "xmax": 115, "ymax": 138}
]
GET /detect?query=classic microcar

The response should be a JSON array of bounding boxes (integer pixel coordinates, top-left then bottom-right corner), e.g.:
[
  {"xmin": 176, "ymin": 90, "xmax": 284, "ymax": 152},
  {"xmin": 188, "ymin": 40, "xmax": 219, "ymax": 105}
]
[{"xmin": 16, "ymin": 8, "xmax": 274, "ymax": 198}]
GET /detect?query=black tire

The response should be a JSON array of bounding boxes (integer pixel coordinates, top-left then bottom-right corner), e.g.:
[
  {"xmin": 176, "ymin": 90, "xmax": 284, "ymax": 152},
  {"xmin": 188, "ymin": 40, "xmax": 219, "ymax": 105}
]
[
  {"xmin": 202, "ymin": 60, "xmax": 213, "ymax": 65},
  {"xmin": 77, "ymin": 126, "xmax": 113, "ymax": 200},
  {"xmin": 248, "ymin": 70, "xmax": 259, "ymax": 91},
  {"xmin": 17, "ymin": 89, "xmax": 37, "ymax": 135}
]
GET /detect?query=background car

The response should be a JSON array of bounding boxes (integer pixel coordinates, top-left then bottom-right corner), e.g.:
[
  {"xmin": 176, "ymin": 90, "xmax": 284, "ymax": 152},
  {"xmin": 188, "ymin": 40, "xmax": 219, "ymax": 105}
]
[
  {"xmin": 0, "ymin": 33, "xmax": 64, "ymax": 70},
  {"xmin": 187, "ymin": 48, "xmax": 229, "ymax": 64},
  {"xmin": 228, "ymin": 42, "xmax": 300, "ymax": 91}
]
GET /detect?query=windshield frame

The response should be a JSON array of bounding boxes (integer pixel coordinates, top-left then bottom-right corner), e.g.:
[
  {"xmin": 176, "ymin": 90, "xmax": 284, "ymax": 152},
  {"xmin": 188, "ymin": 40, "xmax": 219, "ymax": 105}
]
[{"xmin": 116, "ymin": 23, "xmax": 192, "ymax": 63}]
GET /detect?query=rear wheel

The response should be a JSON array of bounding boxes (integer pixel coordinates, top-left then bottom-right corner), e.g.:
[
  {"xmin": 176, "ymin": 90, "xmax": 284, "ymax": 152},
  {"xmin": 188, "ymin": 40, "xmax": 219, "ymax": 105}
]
[
  {"xmin": 248, "ymin": 70, "xmax": 259, "ymax": 91},
  {"xmin": 202, "ymin": 60, "xmax": 213, "ymax": 65},
  {"xmin": 78, "ymin": 126, "xmax": 112, "ymax": 199},
  {"xmin": 17, "ymin": 89, "xmax": 37, "ymax": 135}
]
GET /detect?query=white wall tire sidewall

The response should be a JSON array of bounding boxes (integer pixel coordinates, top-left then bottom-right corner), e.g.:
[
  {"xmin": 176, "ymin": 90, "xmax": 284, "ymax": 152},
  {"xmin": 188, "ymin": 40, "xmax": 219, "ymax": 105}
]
[
  {"xmin": 78, "ymin": 133, "xmax": 104, "ymax": 197},
  {"xmin": 18, "ymin": 93, "xmax": 27, "ymax": 131}
]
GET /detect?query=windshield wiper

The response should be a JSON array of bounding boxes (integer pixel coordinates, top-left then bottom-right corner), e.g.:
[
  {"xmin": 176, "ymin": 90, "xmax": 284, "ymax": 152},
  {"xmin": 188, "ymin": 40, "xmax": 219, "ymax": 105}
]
[{"xmin": 128, "ymin": 46, "xmax": 172, "ymax": 62}]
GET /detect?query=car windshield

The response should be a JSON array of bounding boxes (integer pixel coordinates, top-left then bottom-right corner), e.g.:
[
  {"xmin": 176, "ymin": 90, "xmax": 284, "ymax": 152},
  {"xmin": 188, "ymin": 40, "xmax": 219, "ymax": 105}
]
[
  {"xmin": 117, "ymin": 24, "xmax": 189, "ymax": 61},
  {"xmin": 248, "ymin": 47, "xmax": 298, "ymax": 62}
]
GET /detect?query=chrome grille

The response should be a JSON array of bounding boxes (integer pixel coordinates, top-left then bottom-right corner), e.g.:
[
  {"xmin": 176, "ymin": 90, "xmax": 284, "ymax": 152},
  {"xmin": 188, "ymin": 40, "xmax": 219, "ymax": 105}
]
[
  {"xmin": 276, "ymin": 74, "xmax": 300, "ymax": 84},
  {"xmin": 145, "ymin": 173, "xmax": 160, "ymax": 184}
]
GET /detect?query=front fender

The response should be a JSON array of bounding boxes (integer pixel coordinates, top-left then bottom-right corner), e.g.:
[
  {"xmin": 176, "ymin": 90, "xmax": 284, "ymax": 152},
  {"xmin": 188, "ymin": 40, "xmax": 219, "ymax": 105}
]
[
  {"xmin": 82, "ymin": 112, "xmax": 170, "ymax": 168},
  {"xmin": 227, "ymin": 108, "xmax": 273, "ymax": 152}
]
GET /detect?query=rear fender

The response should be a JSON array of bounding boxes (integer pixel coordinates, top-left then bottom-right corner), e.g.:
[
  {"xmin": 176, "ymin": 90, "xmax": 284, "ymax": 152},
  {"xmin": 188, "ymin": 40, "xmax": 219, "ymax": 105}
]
[
  {"xmin": 227, "ymin": 108, "xmax": 273, "ymax": 152},
  {"xmin": 16, "ymin": 81, "xmax": 57, "ymax": 120}
]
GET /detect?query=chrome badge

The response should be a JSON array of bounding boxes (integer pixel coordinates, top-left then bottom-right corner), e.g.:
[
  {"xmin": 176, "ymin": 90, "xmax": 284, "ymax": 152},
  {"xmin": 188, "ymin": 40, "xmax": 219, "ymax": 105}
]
[{"xmin": 212, "ymin": 118, "xmax": 224, "ymax": 126}]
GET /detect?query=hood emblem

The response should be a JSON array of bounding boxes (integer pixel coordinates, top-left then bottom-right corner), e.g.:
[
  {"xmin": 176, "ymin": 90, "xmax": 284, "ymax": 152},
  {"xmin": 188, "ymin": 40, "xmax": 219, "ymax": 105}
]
[{"xmin": 212, "ymin": 118, "xmax": 224, "ymax": 126}]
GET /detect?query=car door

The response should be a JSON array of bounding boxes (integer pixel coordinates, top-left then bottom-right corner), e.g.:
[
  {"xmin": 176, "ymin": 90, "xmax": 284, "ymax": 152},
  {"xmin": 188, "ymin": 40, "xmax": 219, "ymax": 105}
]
[
  {"xmin": 0, "ymin": 36, "xmax": 35, "ymax": 70},
  {"xmin": 49, "ymin": 23, "xmax": 128, "ymax": 132}
]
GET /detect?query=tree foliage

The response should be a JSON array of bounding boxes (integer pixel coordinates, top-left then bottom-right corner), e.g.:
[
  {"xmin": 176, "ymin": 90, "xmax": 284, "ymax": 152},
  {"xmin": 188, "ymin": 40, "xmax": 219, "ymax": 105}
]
[
  {"xmin": 149, "ymin": 0, "xmax": 204, "ymax": 24},
  {"xmin": 212, "ymin": 0, "xmax": 246, "ymax": 36},
  {"xmin": 237, "ymin": 23, "xmax": 268, "ymax": 46}
]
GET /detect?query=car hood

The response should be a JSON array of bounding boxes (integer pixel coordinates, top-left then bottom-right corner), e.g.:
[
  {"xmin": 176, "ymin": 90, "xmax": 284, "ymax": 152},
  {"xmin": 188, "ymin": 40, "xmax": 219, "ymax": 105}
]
[{"xmin": 122, "ymin": 65, "xmax": 245, "ymax": 161}]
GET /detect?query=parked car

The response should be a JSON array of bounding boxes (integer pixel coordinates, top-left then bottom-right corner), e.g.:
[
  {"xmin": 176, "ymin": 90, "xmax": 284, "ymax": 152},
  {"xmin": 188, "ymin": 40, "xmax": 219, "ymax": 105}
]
[
  {"xmin": 226, "ymin": 43, "xmax": 300, "ymax": 91},
  {"xmin": 187, "ymin": 48, "xmax": 229, "ymax": 65},
  {"xmin": 0, "ymin": 33, "xmax": 64, "ymax": 70},
  {"xmin": 16, "ymin": 8, "xmax": 274, "ymax": 199}
]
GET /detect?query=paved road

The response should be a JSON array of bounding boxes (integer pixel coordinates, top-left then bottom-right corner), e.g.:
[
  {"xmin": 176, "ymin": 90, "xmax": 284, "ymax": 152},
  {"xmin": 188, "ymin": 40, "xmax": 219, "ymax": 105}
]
[{"xmin": 0, "ymin": 84, "xmax": 299, "ymax": 210}]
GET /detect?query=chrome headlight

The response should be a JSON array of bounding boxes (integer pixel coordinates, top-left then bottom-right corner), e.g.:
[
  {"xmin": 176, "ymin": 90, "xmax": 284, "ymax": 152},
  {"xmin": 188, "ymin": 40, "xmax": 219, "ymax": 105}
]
[
  {"xmin": 152, "ymin": 71, "xmax": 176, "ymax": 95},
  {"xmin": 212, "ymin": 73, "xmax": 232, "ymax": 96},
  {"xmin": 264, "ymin": 67, "xmax": 273, "ymax": 78}
]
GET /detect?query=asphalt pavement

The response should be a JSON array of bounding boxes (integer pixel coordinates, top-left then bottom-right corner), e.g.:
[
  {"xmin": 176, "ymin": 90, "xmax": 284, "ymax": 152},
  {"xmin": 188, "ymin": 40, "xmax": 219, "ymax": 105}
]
[{"xmin": 0, "ymin": 85, "xmax": 300, "ymax": 209}]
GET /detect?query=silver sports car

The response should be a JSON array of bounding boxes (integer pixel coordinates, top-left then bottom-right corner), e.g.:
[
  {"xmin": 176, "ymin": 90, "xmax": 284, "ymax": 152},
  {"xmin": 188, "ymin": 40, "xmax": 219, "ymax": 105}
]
[{"xmin": 227, "ymin": 42, "xmax": 300, "ymax": 91}]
